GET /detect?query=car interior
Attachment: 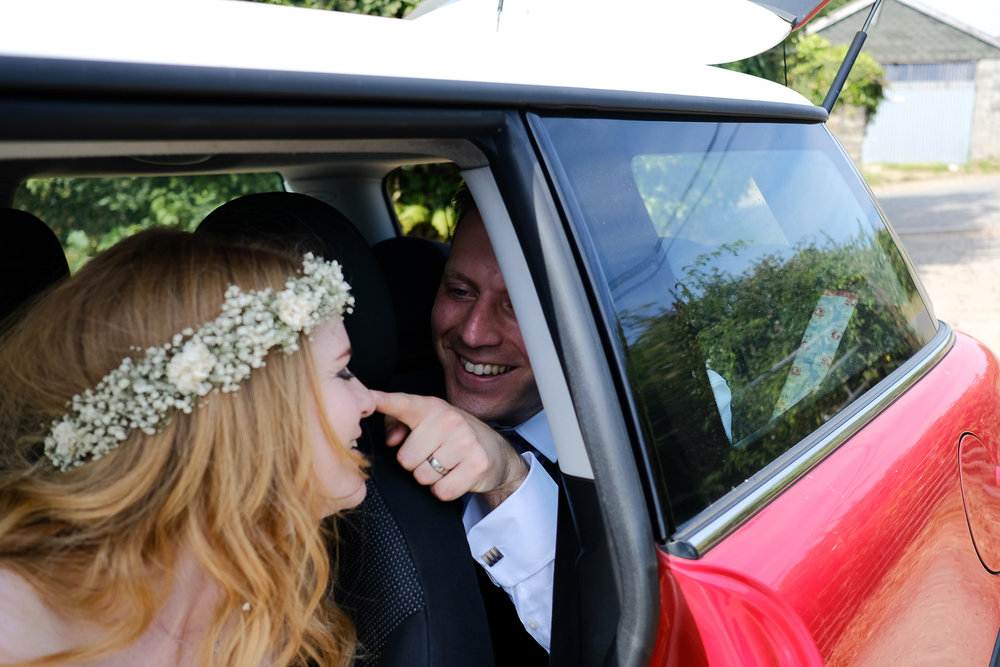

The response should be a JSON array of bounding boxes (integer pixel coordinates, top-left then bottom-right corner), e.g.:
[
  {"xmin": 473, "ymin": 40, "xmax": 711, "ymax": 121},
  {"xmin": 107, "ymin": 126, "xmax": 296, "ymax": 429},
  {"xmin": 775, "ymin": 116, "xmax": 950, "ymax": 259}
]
[
  {"xmin": 0, "ymin": 138, "xmax": 622, "ymax": 666},
  {"xmin": 0, "ymin": 207, "xmax": 70, "ymax": 329}
]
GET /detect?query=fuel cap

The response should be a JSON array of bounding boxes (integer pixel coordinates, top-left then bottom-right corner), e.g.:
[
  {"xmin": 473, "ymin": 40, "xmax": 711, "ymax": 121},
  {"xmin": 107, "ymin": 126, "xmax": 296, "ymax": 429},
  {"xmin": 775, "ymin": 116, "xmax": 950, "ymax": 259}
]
[{"xmin": 959, "ymin": 433, "xmax": 1000, "ymax": 573}]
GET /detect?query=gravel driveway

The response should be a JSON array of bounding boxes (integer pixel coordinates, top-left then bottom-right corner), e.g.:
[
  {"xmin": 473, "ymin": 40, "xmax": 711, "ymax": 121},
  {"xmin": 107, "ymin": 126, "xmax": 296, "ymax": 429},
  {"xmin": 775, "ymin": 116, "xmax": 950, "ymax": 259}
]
[{"xmin": 873, "ymin": 174, "xmax": 1000, "ymax": 357}]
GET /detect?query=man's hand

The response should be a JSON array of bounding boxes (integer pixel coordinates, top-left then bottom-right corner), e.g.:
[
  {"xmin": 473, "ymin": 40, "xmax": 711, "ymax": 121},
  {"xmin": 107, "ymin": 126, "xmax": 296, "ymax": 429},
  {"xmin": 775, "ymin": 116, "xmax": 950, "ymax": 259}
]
[{"xmin": 374, "ymin": 390, "xmax": 529, "ymax": 509}]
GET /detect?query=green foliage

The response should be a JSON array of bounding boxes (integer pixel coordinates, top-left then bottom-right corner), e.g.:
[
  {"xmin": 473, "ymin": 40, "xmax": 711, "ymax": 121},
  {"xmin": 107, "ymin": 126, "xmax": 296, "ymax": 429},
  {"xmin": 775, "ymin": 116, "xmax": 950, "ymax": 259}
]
[
  {"xmin": 822, "ymin": 0, "xmax": 855, "ymax": 14},
  {"xmin": 625, "ymin": 229, "xmax": 924, "ymax": 519},
  {"xmin": 387, "ymin": 163, "xmax": 463, "ymax": 240},
  {"xmin": 679, "ymin": 232, "xmax": 916, "ymax": 437},
  {"xmin": 15, "ymin": 163, "xmax": 461, "ymax": 275},
  {"xmin": 787, "ymin": 34, "xmax": 885, "ymax": 117},
  {"xmin": 14, "ymin": 173, "xmax": 283, "ymax": 272},
  {"xmin": 725, "ymin": 25, "xmax": 885, "ymax": 119}
]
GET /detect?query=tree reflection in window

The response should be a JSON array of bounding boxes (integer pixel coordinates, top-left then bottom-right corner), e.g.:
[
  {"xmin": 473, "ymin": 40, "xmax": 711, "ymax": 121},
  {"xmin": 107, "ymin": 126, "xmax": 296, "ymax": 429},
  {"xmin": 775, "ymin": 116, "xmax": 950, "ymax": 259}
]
[{"xmin": 624, "ymin": 229, "xmax": 929, "ymax": 523}]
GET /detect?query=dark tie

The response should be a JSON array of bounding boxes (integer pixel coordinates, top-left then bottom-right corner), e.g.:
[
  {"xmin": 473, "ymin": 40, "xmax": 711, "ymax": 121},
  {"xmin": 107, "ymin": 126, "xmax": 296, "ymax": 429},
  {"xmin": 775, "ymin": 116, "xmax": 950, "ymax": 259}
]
[{"xmin": 493, "ymin": 425, "xmax": 559, "ymax": 479}]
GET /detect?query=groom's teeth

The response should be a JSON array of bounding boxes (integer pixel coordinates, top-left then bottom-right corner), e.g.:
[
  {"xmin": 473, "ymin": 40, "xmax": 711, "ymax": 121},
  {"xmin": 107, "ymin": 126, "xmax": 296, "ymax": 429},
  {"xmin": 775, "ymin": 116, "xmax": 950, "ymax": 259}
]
[{"xmin": 462, "ymin": 359, "xmax": 510, "ymax": 376}]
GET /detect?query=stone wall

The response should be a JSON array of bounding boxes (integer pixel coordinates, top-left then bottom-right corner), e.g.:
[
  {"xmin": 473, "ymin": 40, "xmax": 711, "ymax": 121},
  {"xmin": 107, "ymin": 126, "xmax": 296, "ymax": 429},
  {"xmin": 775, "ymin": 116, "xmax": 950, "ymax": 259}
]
[
  {"xmin": 826, "ymin": 104, "xmax": 867, "ymax": 163},
  {"xmin": 971, "ymin": 58, "xmax": 1000, "ymax": 161}
]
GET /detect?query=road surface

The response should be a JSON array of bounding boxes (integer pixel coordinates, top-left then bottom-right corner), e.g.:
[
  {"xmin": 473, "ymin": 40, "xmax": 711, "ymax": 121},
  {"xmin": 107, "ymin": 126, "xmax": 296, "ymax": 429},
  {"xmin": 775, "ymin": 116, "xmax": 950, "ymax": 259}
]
[{"xmin": 874, "ymin": 174, "xmax": 1000, "ymax": 357}]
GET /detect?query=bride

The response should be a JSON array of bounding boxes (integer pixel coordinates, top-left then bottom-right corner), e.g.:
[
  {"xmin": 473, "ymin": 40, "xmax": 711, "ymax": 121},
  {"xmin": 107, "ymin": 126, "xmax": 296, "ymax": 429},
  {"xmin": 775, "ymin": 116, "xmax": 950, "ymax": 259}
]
[{"xmin": 0, "ymin": 228, "xmax": 373, "ymax": 666}]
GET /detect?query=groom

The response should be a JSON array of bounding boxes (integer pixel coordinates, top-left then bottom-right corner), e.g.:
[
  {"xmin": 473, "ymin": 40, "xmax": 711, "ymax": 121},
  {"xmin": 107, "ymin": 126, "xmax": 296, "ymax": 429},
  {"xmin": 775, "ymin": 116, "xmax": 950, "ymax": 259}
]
[{"xmin": 375, "ymin": 199, "xmax": 557, "ymax": 661}]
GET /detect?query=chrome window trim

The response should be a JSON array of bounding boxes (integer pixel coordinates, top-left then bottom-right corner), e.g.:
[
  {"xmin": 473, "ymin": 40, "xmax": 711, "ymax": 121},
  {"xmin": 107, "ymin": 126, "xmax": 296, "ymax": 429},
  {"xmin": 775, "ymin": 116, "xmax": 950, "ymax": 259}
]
[{"xmin": 669, "ymin": 321, "xmax": 954, "ymax": 558}]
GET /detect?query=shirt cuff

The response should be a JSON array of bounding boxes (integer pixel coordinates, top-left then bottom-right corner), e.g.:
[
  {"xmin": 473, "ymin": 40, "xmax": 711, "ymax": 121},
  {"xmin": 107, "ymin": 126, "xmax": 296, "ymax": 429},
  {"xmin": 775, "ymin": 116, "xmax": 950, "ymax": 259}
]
[{"xmin": 463, "ymin": 452, "xmax": 558, "ymax": 589}]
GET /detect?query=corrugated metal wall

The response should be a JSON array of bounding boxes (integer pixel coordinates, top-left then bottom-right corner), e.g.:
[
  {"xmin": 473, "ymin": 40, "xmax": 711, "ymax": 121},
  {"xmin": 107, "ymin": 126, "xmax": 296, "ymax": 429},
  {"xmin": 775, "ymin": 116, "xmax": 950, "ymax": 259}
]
[{"xmin": 861, "ymin": 62, "xmax": 976, "ymax": 163}]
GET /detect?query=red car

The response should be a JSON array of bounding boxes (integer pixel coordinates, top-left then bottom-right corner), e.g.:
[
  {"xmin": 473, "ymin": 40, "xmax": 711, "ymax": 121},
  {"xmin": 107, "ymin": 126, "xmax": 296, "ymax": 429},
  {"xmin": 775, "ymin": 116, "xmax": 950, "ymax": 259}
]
[{"xmin": 1, "ymin": 0, "xmax": 998, "ymax": 664}]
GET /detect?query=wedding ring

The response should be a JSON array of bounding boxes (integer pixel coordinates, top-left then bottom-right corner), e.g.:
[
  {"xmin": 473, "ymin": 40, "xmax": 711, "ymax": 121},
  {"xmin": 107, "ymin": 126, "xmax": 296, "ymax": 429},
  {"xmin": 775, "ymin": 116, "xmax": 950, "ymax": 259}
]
[{"xmin": 427, "ymin": 454, "xmax": 449, "ymax": 475}]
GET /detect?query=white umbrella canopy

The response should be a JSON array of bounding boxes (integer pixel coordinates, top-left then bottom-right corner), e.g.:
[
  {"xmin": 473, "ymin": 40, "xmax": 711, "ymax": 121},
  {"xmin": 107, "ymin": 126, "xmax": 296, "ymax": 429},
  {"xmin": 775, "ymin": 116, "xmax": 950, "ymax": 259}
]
[
  {"xmin": 408, "ymin": 0, "xmax": 829, "ymax": 65},
  {"xmin": 0, "ymin": 0, "xmax": 817, "ymax": 106}
]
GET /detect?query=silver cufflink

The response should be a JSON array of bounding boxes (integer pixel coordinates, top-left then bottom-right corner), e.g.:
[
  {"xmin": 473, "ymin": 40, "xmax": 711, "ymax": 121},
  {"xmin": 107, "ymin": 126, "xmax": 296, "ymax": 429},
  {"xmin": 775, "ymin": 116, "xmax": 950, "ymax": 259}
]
[{"xmin": 481, "ymin": 546, "xmax": 504, "ymax": 566}]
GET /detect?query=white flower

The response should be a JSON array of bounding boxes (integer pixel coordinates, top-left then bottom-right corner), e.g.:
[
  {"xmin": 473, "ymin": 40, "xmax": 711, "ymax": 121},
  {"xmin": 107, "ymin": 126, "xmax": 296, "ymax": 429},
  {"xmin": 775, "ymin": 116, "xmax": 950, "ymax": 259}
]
[
  {"xmin": 51, "ymin": 420, "xmax": 80, "ymax": 459},
  {"xmin": 276, "ymin": 291, "xmax": 315, "ymax": 330},
  {"xmin": 43, "ymin": 255, "xmax": 352, "ymax": 470},
  {"xmin": 167, "ymin": 341, "xmax": 217, "ymax": 394}
]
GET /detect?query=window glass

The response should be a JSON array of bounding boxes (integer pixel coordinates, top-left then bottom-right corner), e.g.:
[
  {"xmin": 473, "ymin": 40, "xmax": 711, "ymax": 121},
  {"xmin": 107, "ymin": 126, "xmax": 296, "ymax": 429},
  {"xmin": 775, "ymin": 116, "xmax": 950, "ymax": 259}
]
[
  {"xmin": 536, "ymin": 117, "xmax": 936, "ymax": 526},
  {"xmin": 14, "ymin": 173, "xmax": 283, "ymax": 272},
  {"xmin": 385, "ymin": 162, "xmax": 463, "ymax": 242}
]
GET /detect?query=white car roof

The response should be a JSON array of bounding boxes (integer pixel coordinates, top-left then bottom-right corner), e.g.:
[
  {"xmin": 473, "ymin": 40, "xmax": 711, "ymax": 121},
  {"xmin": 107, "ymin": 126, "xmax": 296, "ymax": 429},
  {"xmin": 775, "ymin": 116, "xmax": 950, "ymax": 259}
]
[{"xmin": 0, "ymin": 0, "xmax": 815, "ymax": 108}]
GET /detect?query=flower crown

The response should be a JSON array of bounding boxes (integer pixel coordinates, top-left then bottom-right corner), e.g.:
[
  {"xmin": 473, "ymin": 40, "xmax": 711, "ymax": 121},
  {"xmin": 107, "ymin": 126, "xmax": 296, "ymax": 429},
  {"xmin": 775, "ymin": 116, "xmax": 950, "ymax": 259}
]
[{"xmin": 45, "ymin": 253, "xmax": 354, "ymax": 471}]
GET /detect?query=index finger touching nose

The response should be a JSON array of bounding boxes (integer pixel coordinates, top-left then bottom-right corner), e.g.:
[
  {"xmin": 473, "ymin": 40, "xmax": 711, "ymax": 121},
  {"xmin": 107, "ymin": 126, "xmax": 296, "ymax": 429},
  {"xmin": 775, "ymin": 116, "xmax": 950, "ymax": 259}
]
[{"xmin": 373, "ymin": 390, "xmax": 442, "ymax": 430}]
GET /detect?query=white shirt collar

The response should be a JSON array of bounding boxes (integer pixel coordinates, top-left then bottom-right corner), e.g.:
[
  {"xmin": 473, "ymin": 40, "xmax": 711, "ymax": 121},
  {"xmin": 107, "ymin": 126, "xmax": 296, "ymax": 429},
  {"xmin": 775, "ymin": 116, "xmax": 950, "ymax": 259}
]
[{"xmin": 515, "ymin": 409, "xmax": 557, "ymax": 463}]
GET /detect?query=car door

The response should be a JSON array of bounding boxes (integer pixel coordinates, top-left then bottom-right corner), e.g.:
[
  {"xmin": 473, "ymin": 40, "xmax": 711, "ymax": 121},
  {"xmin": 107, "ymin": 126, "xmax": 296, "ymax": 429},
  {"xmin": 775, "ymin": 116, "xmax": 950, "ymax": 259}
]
[{"xmin": 528, "ymin": 110, "xmax": 1000, "ymax": 664}]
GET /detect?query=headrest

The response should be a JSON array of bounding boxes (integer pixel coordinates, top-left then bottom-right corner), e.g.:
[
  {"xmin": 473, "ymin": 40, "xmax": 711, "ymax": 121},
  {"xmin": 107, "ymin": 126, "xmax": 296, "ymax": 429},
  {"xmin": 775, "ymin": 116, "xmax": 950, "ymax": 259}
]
[
  {"xmin": 372, "ymin": 236, "xmax": 449, "ymax": 374},
  {"xmin": 0, "ymin": 209, "xmax": 70, "ymax": 329},
  {"xmin": 197, "ymin": 192, "xmax": 396, "ymax": 388}
]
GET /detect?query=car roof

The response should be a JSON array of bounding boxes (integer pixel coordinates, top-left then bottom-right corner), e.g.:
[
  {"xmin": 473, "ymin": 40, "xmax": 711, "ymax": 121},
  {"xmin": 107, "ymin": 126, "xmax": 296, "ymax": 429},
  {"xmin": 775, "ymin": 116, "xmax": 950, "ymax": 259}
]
[{"xmin": 0, "ymin": 0, "xmax": 819, "ymax": 110}]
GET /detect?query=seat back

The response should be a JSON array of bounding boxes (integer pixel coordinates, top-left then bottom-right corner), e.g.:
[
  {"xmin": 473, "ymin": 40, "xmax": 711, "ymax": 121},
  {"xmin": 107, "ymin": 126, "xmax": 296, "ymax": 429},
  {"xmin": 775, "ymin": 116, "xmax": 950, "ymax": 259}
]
[
  {"xmin": 197, "ymin": 192, "xmax": 395, "ymax": 388},
  {"xmin": 0, "ymin": 208, "xmax": 69, "ymax": 331},
  {"xmin": 371, "ymin": 235, "xmax": 449, "ymax": 397}
]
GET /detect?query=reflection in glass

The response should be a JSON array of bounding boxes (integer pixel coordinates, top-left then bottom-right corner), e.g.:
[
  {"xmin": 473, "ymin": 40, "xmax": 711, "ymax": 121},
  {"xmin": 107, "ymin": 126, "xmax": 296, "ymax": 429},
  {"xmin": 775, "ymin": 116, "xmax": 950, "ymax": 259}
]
[{"xmin": 538, "ymin": 117, "xmax": 935, "ymax": 526}]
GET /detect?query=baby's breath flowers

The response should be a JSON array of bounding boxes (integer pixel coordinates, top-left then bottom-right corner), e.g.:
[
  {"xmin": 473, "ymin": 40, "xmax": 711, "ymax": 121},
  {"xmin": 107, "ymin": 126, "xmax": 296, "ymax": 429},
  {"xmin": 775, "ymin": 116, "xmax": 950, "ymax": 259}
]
[{"xmin": 44, "ymin": 253, "xmax": 353, "ymax": 471}]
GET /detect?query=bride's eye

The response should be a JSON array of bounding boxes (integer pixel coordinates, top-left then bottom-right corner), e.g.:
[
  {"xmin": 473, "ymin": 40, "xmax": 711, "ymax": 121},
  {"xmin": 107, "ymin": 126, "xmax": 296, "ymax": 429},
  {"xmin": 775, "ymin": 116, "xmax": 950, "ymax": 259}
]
[{"xmin": 337, "ymin": 368, "xmax": 356, "ymax": 381}]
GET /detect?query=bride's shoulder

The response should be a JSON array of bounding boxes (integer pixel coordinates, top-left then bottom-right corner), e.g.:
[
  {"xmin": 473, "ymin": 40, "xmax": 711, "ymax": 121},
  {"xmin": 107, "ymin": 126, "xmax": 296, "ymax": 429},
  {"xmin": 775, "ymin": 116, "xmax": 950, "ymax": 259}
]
[{"xmin": 0, "ymin": 567, "xmax": 70, "ymax": 660}]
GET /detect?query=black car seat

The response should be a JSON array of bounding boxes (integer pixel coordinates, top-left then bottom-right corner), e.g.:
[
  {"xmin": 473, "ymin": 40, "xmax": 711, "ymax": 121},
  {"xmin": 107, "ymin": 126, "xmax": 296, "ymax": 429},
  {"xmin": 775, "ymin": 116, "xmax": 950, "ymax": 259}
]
[
  {"xmin": 196, "ymin": 193, "xmax": 493, "ymax": 666},
  {"xmin": 0, "ymin": 208, "xmax": 70, "ymax": 331},
  {"xmin": 370, "ymin": 235, "xmax": 449, "ymax": 398},
  {"xmin": 198, "ymin": 192, "xmax": 396, "ymax": 388}
]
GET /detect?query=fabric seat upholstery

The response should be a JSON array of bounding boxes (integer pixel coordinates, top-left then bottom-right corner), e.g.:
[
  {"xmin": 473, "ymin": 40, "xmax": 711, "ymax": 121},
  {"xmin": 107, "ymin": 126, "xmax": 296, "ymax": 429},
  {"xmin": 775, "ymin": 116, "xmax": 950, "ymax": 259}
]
[{"xmin": 0, "ymin": 208, "xmax": 69, "ymax": 331}]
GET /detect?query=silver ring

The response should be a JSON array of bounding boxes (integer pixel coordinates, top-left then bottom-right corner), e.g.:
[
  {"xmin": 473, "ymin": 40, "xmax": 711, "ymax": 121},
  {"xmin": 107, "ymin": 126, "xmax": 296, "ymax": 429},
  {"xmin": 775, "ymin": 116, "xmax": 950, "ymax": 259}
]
[{"xmin": 427, "ymin": 455, "xmax": 448, "ymax": 475}]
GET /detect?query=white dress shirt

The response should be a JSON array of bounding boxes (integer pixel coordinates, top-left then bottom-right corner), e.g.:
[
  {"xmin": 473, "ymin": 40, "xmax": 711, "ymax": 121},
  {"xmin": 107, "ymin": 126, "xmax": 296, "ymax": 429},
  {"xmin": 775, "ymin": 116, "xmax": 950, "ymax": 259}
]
[{"xmin": 462, "ymin": 410, "xmax": 557, "ymax": 651}]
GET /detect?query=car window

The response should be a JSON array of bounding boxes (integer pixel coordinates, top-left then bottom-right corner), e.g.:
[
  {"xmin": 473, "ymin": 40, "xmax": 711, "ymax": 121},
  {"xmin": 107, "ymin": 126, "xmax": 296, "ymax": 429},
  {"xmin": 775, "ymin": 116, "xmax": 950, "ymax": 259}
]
[
  {"xmin": 534, "ymin": 116, "xmax": 937, "ymax": 526},
  {"xmin": 385, "ymin": 162, "xmax": 463, "ymax": 242},
  {"xmin": 13, "ymin": 173, "xmax": 283, "ymax": 271}
]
